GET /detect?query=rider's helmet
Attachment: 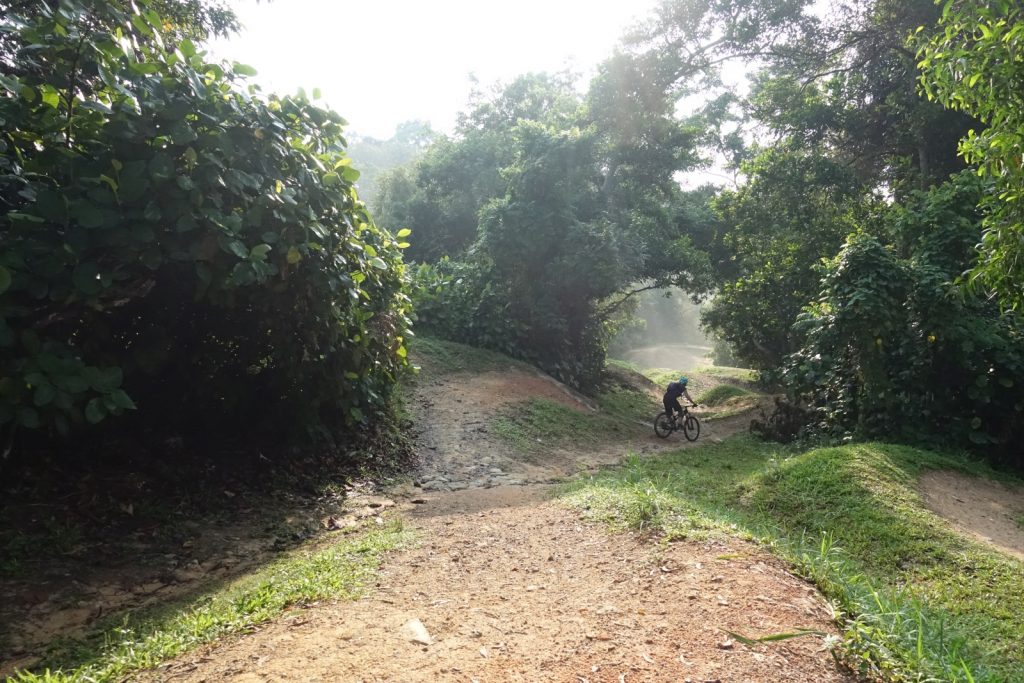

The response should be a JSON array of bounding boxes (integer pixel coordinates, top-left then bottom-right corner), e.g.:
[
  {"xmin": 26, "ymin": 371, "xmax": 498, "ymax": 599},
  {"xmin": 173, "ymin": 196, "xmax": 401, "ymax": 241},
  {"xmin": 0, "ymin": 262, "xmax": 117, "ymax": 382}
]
[{"xmin": 678, "ymin": 376, "xmax": 688, "ymax": 385}]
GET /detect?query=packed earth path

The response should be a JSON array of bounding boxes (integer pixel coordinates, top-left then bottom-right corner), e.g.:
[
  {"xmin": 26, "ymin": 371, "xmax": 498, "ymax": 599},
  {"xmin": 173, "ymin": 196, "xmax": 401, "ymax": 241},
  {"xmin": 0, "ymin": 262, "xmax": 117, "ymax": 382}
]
[{"xmin": 144, "ymin": 365, "xmax": 854, "ymax": 682}]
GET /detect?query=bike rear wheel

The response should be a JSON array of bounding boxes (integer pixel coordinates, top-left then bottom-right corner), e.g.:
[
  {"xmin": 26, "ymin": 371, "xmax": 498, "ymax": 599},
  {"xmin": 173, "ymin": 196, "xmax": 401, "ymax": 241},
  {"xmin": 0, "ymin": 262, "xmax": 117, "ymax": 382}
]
[
  {"xmin": 682, "ymin": 414, "xmax": 700, "ymax": 441},
  {"xmin": 654, "ymin": 412, "xmax": 674, "ymax": 438}
]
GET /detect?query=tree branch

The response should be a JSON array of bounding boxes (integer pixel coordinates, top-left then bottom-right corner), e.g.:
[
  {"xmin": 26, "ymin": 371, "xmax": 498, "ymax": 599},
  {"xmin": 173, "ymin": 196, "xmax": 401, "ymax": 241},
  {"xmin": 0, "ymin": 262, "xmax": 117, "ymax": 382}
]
[{"xmin": 599, "ymin": 283, "xmax": 665, "ymax": 318}]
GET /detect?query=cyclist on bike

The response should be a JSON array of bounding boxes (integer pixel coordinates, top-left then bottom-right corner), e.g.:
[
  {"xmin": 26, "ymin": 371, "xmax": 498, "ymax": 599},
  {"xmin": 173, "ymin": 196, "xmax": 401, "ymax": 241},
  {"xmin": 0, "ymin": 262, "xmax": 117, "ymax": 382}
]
[{"xmin": 663, "ymin": 376, "xmax": 696, "ymax": 424}]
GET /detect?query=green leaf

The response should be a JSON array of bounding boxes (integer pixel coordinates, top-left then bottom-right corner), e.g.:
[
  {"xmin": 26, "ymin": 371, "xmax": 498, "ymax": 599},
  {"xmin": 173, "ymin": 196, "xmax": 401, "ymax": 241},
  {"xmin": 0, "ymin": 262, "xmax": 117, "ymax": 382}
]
[
  {"xmin": 86, "ymin": 366, "xmax": 123, "ymax": 392},
  {"xmin": 287, "ymin": 247, "xmax": 302, "ymax": 264},
  {"xmin": 85, "ymin": 398, "xmax": 106, "ymax": 424},
  {"xmin": 341, "ymin": 166, "xmax": 361, "ymax": 182},
  {"xmin": 130, "ymin": 62, "xmax": 161, "ymax": 75},
  {"xmin": 33, "ymin": 384, "xmax": 56, "ymax": 407},
  {"xmin": 179, "ymin": 38, "xmax": 197, "ymax": 57},
  {"xmin": 370, "ymin": 257, "xmax": 387, "ymax": 270},
  {"xmin": 250, "ymin": 244, "xmax": 272, "ymax": 260},
  {"xmin": 110, "ymin": 389, "xmax": 137, "ymax": 410},
  {"xmin": 396, "ymin": 228, "xmax": 412, "ymax": 238},
  {"xmin": 224, "ymin": 240, "xmax": 249, "ymax": 259},
  {"xmin": 232, "ymin": 63, "xmax": 258, "ymax": 77},
  {"xmin": 0, "ymin": 265, "xmax": 11, "ymax": 294}
]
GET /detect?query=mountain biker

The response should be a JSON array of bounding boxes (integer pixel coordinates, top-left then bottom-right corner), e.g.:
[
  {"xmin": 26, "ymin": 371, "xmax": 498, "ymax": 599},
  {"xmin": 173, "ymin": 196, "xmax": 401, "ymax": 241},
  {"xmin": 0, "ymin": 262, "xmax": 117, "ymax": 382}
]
[{"xmin": 663, "ymin": 376, "xmax": 696, "ymax": 423}]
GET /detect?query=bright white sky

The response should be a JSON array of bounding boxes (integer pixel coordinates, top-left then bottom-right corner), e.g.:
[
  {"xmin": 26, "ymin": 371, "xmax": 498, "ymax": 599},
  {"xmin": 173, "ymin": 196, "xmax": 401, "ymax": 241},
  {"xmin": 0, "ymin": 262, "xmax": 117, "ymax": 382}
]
[{"xmin": 209, "ymin": 0, "xmax": 660, "ymax": 139}]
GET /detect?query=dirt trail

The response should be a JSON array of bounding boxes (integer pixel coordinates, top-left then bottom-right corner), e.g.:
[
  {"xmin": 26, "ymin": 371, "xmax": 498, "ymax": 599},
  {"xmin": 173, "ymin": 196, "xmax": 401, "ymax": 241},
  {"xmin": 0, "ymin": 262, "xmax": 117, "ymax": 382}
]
[
  {"xmin": 139, "ymin": 368, "xmax": 853, "ymax": 682},
  {"xmin": 919, "ymin": 470, "xmax": 1024, "ymax": 560}
]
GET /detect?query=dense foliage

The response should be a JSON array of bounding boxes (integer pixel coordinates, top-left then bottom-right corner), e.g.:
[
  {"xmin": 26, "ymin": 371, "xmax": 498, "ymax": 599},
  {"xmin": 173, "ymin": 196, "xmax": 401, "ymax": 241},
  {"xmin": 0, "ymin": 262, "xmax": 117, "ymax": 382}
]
[
  {"xmin": 370, "ymin": 0, "xmax": 1024, "ymax": 464},
  {"xmin": 787, "ymin": 175, "xmax": 1024, "ymax": 457},
  {"xmin": 702, "ymin": 147, "xmax": 872, "ymax": 369},
  {"xmin": 384, "ymin": 73, "xmax": 715, "ymax": 387},
  {"xmin": 917, "ymin": 0, "xmax": 1024, "ymax": 310},
  {"xmin": 598, "ymin": 0, "xmax": 1021, "ymax": 463},
  {"xmin": 0, "ymin": 1, "xmax": 410, "ymax": 453}
]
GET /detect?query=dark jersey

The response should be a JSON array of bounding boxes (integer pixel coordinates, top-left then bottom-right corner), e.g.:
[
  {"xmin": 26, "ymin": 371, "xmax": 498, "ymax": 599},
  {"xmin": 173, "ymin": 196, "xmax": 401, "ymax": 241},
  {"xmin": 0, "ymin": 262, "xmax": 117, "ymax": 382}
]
[{"xmin": 665, "ymin": 381, "xmax": 686, "ymax": 399}]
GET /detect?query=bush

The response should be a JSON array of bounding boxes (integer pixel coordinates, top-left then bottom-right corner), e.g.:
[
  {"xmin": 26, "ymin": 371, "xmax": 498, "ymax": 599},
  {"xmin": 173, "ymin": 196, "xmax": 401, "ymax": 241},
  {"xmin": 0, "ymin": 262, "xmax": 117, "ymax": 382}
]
[
  {"xmin": 0, "ymin": 2, "xmax": 410, "ymax": 452},
  {"xmin": 784, "ymin": 176, "xmax": 1024, "ymax": 464}
]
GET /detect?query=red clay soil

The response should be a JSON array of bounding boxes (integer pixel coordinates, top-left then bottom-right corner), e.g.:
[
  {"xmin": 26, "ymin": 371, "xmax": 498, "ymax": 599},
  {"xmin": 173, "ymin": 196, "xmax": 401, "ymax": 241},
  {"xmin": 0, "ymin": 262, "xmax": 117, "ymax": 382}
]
[
  {"xmin": 919, "ymin": 469, "xmax": 1024, "ymax": 561},
  {"xmin": 138, "ymin": 368, "xmax": 852, "ymax": 682},
  {"xmin": 146, "ymin": 486, "xmax": 851, "ymax": 683}
]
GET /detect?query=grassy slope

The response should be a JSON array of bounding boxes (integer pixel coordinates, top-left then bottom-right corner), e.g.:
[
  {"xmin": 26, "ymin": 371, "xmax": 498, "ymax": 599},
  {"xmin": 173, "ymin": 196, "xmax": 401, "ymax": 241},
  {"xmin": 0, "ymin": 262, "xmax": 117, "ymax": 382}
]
[
  {"xmin": 563, "ymin": 436, "xmax": 1024, "ymax": 682},
  {"xmin": 492, "ymin": 388, "xmax": 657, "ymax": 454},
  {"xmin": 7, "ymin": 523, "xmax": 411, "ymax": 683}
]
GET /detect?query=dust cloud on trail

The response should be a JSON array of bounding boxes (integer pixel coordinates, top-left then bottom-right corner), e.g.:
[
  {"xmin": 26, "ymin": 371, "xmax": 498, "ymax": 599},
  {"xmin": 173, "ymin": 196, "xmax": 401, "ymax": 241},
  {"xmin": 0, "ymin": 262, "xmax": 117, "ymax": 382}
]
[
  {"xmin": 619, "ymin": 343, "xmax": 711, "ymax": 370},
  {"xmin": 609, "ymin": 289, "xmax": 713, "ymax": 370}
]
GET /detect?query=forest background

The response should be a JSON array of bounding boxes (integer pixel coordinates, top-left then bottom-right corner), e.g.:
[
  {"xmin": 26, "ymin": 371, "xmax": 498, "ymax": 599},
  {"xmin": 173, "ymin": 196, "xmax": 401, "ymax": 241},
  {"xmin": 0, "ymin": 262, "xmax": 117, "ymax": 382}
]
[{"xmin": 1, "ymin": 0, "xmax": 1022, "ymax": 474}]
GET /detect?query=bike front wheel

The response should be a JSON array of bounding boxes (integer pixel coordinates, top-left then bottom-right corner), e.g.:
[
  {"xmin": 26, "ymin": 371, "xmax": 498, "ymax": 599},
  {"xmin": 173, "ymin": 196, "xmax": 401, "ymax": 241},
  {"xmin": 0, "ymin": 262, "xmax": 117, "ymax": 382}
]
[
  {"xmin": 654, "ymin": 412, "xmax": 674, "ymax": 438},
  {"xmin": 682, "ymin": 414, "xmax": 700, "ymax": 441}
]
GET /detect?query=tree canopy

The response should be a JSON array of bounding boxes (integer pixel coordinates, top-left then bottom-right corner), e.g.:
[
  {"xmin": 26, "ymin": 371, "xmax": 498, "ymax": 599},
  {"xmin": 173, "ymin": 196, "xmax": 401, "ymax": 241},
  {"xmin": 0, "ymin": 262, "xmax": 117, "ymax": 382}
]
[{"xmin": 379, "ymin": 0, "xmax": 1023, "ymax": 463}]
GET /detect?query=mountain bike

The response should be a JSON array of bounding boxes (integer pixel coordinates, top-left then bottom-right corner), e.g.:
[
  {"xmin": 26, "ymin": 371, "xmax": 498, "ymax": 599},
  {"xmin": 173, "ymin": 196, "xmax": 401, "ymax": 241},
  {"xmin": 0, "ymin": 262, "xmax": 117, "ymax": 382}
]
[{"xmin": 653, "ymin": 405, "xmax": 700, "ymax": 441}]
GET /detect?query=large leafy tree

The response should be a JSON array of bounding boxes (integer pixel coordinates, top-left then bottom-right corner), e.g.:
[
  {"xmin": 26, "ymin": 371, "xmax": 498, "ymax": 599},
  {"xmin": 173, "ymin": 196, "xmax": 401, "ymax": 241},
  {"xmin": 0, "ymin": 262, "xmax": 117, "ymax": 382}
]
[
  {"xmin": 786, "ymin": 174, "xmax": 1024, "ymax": 462},
  {"xmin": 391, "ymin": 69, "xmax": 714, "ymax": 386},
  {"xmin": 0, "ymin": 0, "xmax": 409, "ymax": 450},
  {"xmin": 917, "ymin": 0, "xmax": 1024, "ymax": 310},
  {"xmin": 701, "ymin": 146, "xmax": 873, "ymax": 368}
]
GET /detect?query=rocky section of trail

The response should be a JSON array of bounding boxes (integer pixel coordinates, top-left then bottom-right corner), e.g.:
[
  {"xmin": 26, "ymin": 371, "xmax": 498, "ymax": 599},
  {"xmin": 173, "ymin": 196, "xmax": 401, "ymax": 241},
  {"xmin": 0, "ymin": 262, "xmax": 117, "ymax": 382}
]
[
  {"xmin": 148, "ymin": 487, "xmax": 852, "ymax": 683},
  {"xmin": 409, "ymin": 368, "xmax": 588, "ymax": 491}
]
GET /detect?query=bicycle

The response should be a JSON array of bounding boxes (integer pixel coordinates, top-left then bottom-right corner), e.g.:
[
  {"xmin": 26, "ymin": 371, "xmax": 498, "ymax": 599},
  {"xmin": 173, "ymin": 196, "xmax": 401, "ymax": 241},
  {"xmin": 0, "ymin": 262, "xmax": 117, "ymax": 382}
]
[{"xmin": 653, "ymin": 405, "xmax": 700, "ymax": 441}]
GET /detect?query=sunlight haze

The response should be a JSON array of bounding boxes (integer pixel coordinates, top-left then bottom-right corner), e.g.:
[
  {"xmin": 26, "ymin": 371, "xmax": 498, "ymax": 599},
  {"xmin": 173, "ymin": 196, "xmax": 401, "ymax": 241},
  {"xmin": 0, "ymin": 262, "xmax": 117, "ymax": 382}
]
[{"xmin": 210, "ymin": 0, "xmax": 659, "ymax": 139}]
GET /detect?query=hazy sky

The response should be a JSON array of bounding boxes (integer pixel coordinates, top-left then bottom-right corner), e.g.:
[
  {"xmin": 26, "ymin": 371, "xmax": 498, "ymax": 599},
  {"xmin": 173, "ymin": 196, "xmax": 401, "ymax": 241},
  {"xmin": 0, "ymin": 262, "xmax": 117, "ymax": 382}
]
[{"xmin": 208, "ymin": 0, "xmax": 660, "ymax": 139}]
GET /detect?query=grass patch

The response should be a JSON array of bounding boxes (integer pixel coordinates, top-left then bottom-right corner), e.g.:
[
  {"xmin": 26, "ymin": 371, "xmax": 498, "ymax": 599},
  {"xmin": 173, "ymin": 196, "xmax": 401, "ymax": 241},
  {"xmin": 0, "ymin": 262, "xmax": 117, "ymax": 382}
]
[
  {"xmin": 562, "ymin": 436, "xmax": 1024, "ymax": 682},
  {"xmin": 697, "ymin": 365, "xmax": 758, "ymax": 383},
  {"xmin": 408, "ymin": 336, "xmax": 523, "ymax": 378},
  {"xmin": 7, "ymin": 522, "xmax": 412, "ymax": 683},
  {"xmin": 696, "ymin": 384, "xmax": 752, "ymax": 406},
  {"xmin": 606, "ymin": 358, "xmax": 643, "ymax": 374},
  {"xmin": 494, "ymin": 387, "xmax": 658, "ymax": 455},
  {"xmin": 641, "ymin": 367, "xmax": 678, "ymax": 388}
]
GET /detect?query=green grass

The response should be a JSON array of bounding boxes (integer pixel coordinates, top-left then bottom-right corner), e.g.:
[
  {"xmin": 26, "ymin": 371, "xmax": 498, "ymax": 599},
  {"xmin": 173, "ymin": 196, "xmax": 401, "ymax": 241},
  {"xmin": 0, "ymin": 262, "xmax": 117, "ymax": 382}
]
[
  {"xmin": 698, "ymin": 365, "xmax": 758, "ymax": 383},
  {"xmin": 696, "ymin": 384, "xmax": 752, "ymax": 406},
  {"xmin": 408, "ymin": 336, "xmax": 523, "ymax": 377},
  {"xmin": 493, "ymin": 387, "xmax": 657, "ymax": 454},
  {"xmin": 6, "ymin": 522, "xmax": 412, "ymax": 683},
  {"xmin": 640, "ymin": 365, "xmax": 757, "ymax": 397},
  {"xmin": 641, "ymin": 367, "xmax": 679, "ymax": 387},
  {"xmin": 561, "ymin": 436, "xmax": 1024, "ymax": 682}
]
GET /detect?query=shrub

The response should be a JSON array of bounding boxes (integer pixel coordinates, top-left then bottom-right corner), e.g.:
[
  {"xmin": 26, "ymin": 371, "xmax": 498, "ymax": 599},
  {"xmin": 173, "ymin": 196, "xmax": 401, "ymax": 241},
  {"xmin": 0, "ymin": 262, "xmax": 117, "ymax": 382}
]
[{"xmin": 0, "ymin": 2, "xmax": 410, "ymax": 452}]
